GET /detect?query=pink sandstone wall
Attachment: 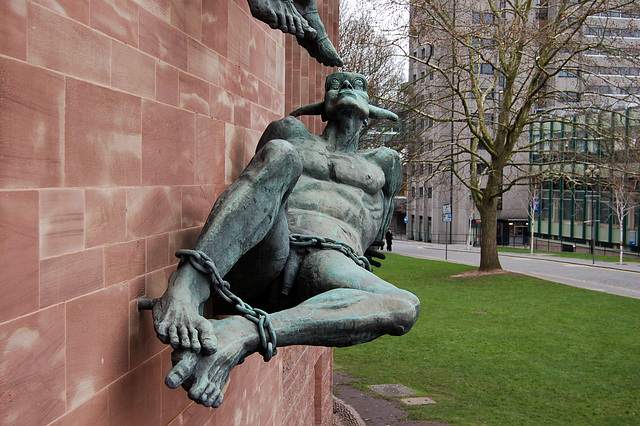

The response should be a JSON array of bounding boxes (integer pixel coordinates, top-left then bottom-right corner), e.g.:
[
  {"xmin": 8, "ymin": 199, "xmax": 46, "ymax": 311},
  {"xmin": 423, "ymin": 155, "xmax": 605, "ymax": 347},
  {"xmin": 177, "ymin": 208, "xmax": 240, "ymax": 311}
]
[{"xmin": 0, "ymin": 0, "xmax": 337, "ymax": 424}]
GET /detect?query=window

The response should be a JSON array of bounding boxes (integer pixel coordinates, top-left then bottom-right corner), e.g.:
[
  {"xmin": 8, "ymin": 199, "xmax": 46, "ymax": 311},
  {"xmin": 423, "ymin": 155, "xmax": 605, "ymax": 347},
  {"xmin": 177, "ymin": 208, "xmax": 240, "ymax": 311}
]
[
  {"xmin": 421, "ymin": 47, "xmax": 426, "ymax": 58},
  {"xmin": 419, "ymin": 187, "xmax": 424, "ymax": 197},
  {"xmin": 411, "ymin": 187, "xmax": 416, "ymax": 198},
  {"xmin": 558, "ymin": 91, "xmax": 580, "ymax": 103},
  {"xmin": 481, "ymin": 63, "xmax": 494, "ymax": 74},
  {"xmin": 475, "ymin": 63, "xmax": 494, "ymax": 75},
  {"xmin": 473, "ymin": 12, "xmax": 495, "ymax": 24},
  {"xmin": 427, "ymin": 187, "xmax": 433, "ymax": 198},
  {"xmin": 558, "ymin": 70, "xmax": 577, "ymax": 78}
]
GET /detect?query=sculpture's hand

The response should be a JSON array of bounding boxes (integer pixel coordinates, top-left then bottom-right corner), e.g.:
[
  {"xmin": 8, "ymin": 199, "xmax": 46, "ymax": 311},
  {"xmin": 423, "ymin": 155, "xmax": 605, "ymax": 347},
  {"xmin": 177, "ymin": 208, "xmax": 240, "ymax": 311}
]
[
  {"xmin": 165, "ymin": 317, "xmax": 253, "ymax": 407},
  {"xmin": 152, "ymin": 286, "xmax": 217, "ymax": 355},
  {"xmin": 365, "ymin": 245, "xmax": 386, "ymax": 268}
]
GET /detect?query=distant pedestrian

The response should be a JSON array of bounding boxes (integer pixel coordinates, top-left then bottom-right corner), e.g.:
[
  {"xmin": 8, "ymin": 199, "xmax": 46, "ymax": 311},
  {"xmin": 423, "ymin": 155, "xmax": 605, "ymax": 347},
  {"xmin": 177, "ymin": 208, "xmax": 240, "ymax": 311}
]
[{"xmin": 385, "ymin": 228, "xmax": 393, "ymax": 251}]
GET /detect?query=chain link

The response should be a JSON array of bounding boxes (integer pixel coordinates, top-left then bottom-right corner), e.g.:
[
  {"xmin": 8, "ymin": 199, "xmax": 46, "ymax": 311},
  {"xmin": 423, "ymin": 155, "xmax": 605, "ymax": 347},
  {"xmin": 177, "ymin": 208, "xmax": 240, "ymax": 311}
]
[
  {"xmin": 174, "ymin": 235, "xmax": 368, "ymax": 360},
  {"xmin": 289, "ymin": 234, "xmax": 372, "ymax": 271},
  {"xmin": 175, "ymin": 249, "xmax": 277, "ymax": 362}
]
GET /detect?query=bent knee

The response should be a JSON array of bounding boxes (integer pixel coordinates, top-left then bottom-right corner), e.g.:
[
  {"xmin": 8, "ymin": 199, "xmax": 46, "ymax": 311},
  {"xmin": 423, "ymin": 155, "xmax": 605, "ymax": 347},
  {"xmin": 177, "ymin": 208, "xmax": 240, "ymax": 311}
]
[{"xmin": 388, "ymin": 290, "xmax": 420, "ymax": 336}]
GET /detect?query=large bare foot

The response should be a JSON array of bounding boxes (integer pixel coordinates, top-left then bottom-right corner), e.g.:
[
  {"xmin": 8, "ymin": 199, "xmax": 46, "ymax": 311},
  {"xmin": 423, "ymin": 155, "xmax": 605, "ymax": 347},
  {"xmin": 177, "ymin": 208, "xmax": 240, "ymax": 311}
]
[
  {"xmin": 165, "ymin": 316, "xmax": 258, "ymax": 407},
  {"xmin": 153, "ymin": 271, "xmax": 217, "ymax": 355},
  {"xmin": 248, "ymin": 0, "xmax": 316, "ymax": 39}
]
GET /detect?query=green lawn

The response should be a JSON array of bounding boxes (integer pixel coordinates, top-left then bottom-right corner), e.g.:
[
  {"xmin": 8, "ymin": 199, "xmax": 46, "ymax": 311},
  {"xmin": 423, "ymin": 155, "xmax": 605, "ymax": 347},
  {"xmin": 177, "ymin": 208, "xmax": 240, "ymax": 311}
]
[
  {"xmin": 333, "ymin": 254, "xmax": 640, "ymax": 425},
  {"xmin": 498, "ymin": 246, "xmax": 640, "ymax": 263}
]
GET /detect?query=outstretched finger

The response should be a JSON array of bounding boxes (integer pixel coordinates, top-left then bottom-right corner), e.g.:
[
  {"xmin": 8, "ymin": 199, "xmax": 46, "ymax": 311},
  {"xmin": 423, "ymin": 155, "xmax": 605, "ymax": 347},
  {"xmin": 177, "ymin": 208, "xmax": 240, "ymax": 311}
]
[{"xmin": 166, "ymin": 352, "xmax": 197, "ymax": 389}]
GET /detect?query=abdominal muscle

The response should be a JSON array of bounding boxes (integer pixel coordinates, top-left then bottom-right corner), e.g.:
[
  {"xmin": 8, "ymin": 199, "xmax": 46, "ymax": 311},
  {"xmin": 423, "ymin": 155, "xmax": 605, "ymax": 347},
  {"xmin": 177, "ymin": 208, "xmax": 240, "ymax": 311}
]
[{"xmin": 286, "ymin": 177, "xmax": 384, "ymax": 253}]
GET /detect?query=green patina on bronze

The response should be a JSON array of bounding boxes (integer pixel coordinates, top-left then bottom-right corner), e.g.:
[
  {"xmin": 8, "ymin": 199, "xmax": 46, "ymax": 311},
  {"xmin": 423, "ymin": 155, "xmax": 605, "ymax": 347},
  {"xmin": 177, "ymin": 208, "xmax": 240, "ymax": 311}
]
[{"xmin": 140, "ymin": 72, "xmax": 420, "ymax": 408}]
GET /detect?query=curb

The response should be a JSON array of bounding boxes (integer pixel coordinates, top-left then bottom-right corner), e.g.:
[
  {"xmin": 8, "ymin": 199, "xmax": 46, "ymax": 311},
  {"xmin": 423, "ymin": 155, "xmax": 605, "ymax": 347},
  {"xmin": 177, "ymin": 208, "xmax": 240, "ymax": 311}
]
[{"xmin": 411, "ymin": 244, "xmax": 640, "ymax": 274}]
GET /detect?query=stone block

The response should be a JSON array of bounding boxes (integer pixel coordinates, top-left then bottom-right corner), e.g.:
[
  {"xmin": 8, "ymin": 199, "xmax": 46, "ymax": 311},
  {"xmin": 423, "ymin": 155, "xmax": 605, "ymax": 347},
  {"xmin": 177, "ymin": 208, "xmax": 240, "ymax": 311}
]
[
  {"xmin": 0, "ymin": 305, "xmax": 65, "ymax": 425},
  {"xmin": 85, "ymin": 188, "xmax": 127, "ymax": 248},
  {"xmin": 28, "ymin": 3, "xmax": 109, "ymax": 83},
  {"xmin": 65, "ymin": 79, "xmax": 142, "ymax": 187},
  {"xmin": 39, "ymin": 189, "xmax": 84, "ymax": 258},
  {"xmin": 40, "ymin": 248, "xmax": 104, "ymax": 307},
  {"xmin": 0, "ymin": 191, "xmax": 39, "ymax": 323},
  {"xmin": 0, "ymin": 57, "xmax": 64, "ymax": 188},
  {"xmin": 66, "ymin": 283, "xmax": 130, "ymax": 409}
]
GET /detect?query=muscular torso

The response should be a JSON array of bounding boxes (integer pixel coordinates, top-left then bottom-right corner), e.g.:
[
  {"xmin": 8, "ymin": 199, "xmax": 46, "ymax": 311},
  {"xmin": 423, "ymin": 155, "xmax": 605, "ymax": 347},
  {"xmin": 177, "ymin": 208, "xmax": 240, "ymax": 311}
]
[{"xmin": 259, "ymin": 117, "xmax": 400, "ymax": 253}]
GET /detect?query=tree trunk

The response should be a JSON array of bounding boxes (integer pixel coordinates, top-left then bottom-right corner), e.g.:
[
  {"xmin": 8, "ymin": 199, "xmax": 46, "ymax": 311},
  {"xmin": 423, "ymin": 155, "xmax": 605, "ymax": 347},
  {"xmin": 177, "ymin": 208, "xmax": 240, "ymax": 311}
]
[
  {"xmin": 530, "ymin": 218, "xmax": 535, "ymax": 255},
  {"xmin": 478, "ymin": 198, "xmax": 502, "ymax": 271},
  {"xmin": 620, "ymin": 243, "xmax": 624, "ymax": 265}
]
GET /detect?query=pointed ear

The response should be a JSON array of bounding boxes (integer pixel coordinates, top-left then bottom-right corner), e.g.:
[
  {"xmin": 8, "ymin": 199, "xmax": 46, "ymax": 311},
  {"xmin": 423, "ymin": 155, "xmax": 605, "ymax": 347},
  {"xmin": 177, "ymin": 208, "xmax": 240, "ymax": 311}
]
[
  {"xmin": 369, "ymin": 105, "xmax": 398, "ymax": 121},
  {"xmin": 290, "ymin": 102, "xmax": 325, "ymax": 118}
]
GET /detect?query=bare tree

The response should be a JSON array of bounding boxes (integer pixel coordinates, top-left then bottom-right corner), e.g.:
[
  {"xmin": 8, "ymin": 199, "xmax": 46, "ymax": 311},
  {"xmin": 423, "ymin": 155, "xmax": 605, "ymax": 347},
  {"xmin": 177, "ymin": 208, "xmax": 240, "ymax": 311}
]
[
  {"xmin": 392, "ymin": 0, "xmax": 640, "ymax": 270},
  {"xmin": 339, "ymin": 3, "xmax": 410, "ymax": 153}
]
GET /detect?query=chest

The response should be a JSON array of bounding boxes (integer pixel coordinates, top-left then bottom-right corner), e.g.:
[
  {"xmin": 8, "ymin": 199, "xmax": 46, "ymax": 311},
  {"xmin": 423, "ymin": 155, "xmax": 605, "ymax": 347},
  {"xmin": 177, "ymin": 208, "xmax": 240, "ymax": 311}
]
[{"xmin": 297, "ymin": 145, "xmax": 385, "ymax": 195}]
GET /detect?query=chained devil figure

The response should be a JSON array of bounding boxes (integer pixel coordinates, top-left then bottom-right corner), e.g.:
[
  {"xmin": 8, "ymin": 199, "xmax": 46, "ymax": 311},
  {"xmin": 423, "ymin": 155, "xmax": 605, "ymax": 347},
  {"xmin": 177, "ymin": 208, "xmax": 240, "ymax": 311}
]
[{"xmin": 145, "ymin": 72, "xmax": 420, "ymax": 408}]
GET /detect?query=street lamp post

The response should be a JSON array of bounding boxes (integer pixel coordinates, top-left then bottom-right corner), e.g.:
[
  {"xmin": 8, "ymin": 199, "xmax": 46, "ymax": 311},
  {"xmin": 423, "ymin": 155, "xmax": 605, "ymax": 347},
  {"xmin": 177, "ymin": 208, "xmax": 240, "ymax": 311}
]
[{"xmin": 585, "ymin": 164, "xmax": 600, "ymax": 265}]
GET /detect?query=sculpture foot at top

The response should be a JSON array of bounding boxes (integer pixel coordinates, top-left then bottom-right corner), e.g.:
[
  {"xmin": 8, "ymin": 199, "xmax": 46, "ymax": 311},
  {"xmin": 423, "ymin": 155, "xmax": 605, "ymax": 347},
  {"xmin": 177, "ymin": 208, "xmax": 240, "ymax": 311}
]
[
  {"xmin": 293, "ymin": 0, "xmax": 343, "ymax": 67},
  {"xmin": 248, "ymin": 0, "xmax": 316, "ymax": 39},
  {"xmin": 246, "ymin": 0, "xmax": 343, "ymax": 67}
]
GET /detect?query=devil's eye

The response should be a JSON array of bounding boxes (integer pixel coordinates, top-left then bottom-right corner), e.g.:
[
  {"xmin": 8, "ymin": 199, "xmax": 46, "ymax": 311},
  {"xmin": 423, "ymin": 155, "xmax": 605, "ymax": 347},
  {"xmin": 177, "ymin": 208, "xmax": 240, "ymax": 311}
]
[
  {"xmin": 330, "ymin": 78, "xmax": 341, "ymax": 89},
  {"xmin": 353, "ymin": 78, "xmax": 365, "ymax": 90}
]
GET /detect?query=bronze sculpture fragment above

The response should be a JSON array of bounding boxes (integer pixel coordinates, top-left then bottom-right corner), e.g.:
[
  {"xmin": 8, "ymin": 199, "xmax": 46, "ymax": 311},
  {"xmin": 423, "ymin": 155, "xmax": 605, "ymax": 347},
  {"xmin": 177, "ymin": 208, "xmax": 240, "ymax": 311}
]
[
  {"xmin": 139, "ymin": 72, "xmax": 419, "ymax": 407},
  {"xmin": 247, "ymin": 0, "xmax": 343, "ymax": 66}
]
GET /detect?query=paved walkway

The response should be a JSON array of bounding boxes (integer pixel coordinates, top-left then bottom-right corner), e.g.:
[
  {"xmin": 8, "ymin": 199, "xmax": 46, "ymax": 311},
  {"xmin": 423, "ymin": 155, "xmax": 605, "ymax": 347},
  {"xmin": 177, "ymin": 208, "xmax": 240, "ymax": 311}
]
[{"xmin": 391, "ymin": 240, "xmax": 640, "ymax": 299}]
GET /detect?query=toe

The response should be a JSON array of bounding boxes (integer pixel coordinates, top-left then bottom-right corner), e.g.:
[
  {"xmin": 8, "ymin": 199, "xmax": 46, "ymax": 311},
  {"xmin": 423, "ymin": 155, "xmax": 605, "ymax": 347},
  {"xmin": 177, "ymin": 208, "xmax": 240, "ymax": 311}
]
[
  {"xmin": 169, "ymin": 325, "xmax": 180, "ymax": 348},
  {"xmin": 166, "ymin": 352, "xmax": 197, "ymax": 389},
  {"xmin": 190, "ymin": 329, "xmax": 201, "ymax": 354},
  {"xmin": 179, "ymin": 326, "xmax": 190, "ymax": 348}
]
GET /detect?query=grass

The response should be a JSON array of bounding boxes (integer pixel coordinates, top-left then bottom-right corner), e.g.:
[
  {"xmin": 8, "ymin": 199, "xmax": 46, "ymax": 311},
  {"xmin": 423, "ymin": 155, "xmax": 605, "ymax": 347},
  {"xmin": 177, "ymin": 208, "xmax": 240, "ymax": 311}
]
[
  {"xmin": 333, "ymin": 254, "xmax": 640, "ymax": 425},
  {"xmin": 498, "ymin": 246, "xmax": 640, "ymax": 263}
]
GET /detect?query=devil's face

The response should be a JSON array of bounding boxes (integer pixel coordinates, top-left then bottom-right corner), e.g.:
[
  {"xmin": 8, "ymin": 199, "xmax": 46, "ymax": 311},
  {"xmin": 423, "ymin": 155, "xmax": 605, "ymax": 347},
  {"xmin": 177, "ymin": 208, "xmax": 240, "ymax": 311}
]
[{"xmin": 323, "ymin": 72, "xmax": 370, "ymax": 121}]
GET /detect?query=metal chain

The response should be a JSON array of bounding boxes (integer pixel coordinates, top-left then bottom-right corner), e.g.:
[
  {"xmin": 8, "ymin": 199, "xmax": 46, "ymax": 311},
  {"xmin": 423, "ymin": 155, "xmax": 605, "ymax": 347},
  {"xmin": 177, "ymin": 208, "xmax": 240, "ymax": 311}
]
[
  {"xmin": 289, "ymin": 234, "xmax": 372, "ymax": 271},
  {"xmin": 175, "ymin": 249, "xmax": 277, "ymax": 362}
]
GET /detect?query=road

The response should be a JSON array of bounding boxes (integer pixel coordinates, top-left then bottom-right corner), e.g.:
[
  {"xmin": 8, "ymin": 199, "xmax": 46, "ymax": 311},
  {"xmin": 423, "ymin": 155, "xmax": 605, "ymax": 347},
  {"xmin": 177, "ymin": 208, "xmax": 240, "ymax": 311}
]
[{"xmin": 389, "ymin": 239, "xmax": 640, "ymax": 299}]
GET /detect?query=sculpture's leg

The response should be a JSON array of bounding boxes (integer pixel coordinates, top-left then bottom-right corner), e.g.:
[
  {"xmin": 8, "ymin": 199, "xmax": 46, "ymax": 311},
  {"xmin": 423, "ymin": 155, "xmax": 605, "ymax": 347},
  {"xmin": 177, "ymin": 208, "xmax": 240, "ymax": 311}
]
[
  {"xmin": 153, "ymin": 139, "xmax": 302, "ymax": 354},
  {"xmin": 167, "ymin": 250, "xmax": 420, "ymax": 407},
  {"xmin": 293, "ymin": 0, "xmax": 343, "ymax": 67}
]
